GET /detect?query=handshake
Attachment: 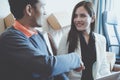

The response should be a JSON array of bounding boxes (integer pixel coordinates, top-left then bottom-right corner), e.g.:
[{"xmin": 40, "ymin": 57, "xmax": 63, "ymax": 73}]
[
  {"xmin": 74, "ymin": 54, "xmax": 85, "ymax": 72},
  {"xmin": 74, "ymin": 61, "xmax": 85, "ymax": 72}
]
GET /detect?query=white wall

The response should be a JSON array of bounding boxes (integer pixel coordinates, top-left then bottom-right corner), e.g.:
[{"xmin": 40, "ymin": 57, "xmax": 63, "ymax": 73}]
[
  {"xmin": 0, "ymin": 0, "xmax": 10, "ymax": 33},
  {"xmin": 0, "ymin": 0, "xmax": 82, "ymax": 33},
  {"xmin": 45, "ymin": 0, "xmax": 82, "ymax": 15}
]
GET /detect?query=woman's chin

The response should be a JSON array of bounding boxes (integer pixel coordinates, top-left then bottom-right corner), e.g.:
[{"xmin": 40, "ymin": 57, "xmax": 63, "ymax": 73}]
[{"xmin": 76, "ymin": 28, "xmax": 85, "ymax": 32}]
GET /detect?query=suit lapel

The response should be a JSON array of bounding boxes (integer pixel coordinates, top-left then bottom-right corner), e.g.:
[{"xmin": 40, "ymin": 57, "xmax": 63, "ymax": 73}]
[
  {"xmin": 94, "ymin": 33, "xmax": 101, "ymax": 79},
  {"xmin": 42, "ymin": 32, "xmax": 53, "ymax": 56}
]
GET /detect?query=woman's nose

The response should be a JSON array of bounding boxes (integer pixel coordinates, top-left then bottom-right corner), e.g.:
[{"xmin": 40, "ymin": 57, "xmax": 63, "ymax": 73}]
[{"xmin": 76, "ymin": 16, "xmax": 82, "ymax": 21}]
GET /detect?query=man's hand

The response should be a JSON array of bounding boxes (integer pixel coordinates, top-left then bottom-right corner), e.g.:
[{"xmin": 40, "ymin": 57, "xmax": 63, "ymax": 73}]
[{"xmin": 74, "ymin": 63, "xmax": 85, "ymax": 72}]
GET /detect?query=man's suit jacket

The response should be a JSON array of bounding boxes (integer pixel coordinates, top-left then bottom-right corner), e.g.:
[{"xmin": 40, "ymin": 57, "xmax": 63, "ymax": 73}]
[{"xmin": 0, "ymin": 27, "xmax": 81, "ymax": 80}]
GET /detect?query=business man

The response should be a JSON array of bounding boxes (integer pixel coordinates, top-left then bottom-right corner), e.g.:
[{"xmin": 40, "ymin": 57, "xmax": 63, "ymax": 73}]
[{"xmin": 0, "ymin": 0, "xmax": 84, "ymax": 80}]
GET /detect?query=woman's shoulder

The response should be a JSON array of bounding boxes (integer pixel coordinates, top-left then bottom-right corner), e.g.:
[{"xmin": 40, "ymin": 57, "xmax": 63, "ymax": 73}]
[
  {"xmin": 61, "ymin": 32, "xmax": 69, "ymax": 41},
  {"xmin": 57, "ymin": 32, "xmax": 69, "ymax": 55},
  {"xmin": 94, "ymin": 33, "xmax": 106, "ymax": 42}
]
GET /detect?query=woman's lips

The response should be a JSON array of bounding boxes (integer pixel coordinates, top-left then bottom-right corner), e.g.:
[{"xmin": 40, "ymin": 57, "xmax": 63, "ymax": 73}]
[{"xmin": 76, "ymin": 23, "xmax": 84, "ymax": 27}]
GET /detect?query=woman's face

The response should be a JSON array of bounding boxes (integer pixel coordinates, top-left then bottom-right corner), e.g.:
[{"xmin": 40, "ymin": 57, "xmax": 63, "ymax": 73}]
[{"xmin": 73, "ymin": 6, "xmax": 94, "ymax": 32}]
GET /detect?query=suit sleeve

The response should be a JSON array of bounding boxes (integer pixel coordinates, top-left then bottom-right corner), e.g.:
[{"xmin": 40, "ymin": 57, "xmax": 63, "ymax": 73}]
[
  {"xmin": 1, "ymin": 32, "xmax": 81, "ymax": 77},
  {"xmin": 57, "ymin": 33, "xmax": 68, "ymax": 55},
  {"xmin": 99, "ymin": 36, "xmax": 111, "ymax": 77}
]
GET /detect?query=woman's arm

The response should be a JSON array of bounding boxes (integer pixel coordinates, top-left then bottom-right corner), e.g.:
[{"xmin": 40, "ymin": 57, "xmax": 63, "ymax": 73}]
[{"xmin": 99, "ymin": 36, "xmax": 111, "ymax": 76}]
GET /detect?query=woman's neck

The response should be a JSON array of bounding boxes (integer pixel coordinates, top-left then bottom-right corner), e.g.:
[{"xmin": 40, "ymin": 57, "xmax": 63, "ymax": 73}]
[{"xmin": 81, "ymin": 30, "xmax": 91, "ymax": 44}]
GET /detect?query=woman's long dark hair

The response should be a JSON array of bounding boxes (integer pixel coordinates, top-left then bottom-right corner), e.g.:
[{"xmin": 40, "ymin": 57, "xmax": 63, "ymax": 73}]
[{"xmin": 67, "ymin": 1, "xmax": 95, "ymax": 53}]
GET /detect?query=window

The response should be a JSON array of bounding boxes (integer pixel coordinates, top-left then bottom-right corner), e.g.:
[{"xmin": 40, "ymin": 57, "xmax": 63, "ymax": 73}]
[
  {"xmin": 109, "ymin": 0, "xmax": 120, "ymax": 62},
  {"xmin": 111, "ymin": 0, "xmax": 120, "ymax": 25}
]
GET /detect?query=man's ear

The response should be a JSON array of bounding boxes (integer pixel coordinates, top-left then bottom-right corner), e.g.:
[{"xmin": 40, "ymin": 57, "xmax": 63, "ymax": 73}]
[
  {"xmin": 91, "ymin": 15, "xmax": 95, "ymax": 23},
  {"xmin": 25, "ymin": 4, "xmax": 33, "ymax": 16}
]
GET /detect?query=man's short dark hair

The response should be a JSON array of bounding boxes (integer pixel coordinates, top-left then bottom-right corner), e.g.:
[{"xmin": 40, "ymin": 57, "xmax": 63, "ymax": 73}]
[{"xmin": 8, "ymin": 0, "xmax": 39, "ymax": 20}]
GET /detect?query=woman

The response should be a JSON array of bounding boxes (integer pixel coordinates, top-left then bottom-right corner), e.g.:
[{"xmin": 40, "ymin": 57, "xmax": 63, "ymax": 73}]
[{"xmin": 58, "ymin": 1, "xmax": 110, "ymax": 80}]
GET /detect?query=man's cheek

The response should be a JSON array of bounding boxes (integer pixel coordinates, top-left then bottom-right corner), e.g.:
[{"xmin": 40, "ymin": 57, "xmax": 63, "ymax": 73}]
[{"xmin": 36, "ymin": 16, "xmax": 42, "ymax": 27}]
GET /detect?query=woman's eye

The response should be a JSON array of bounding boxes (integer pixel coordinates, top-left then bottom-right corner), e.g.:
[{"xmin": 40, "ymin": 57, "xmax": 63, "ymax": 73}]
[
  {"xmin": 80, "ymin": 14, "xmax": 86, "ymax": 17},
  {"xmin": 74, "ymin": 14, "xmax": 78, "ymax": 18}
]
